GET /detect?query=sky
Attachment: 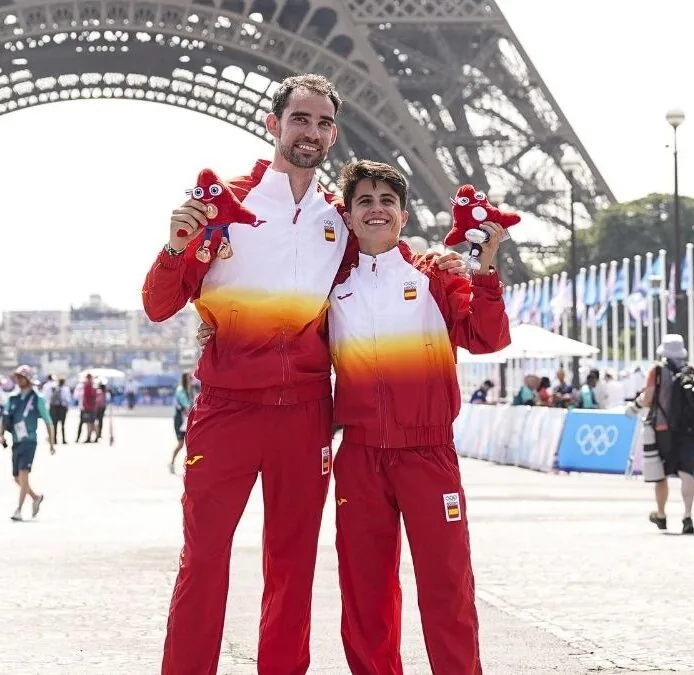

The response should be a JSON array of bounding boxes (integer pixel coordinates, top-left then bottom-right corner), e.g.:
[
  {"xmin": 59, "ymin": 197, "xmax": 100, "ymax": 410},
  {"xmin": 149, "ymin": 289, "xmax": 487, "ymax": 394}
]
[{"xmin": 1, "ymin": 0, "xmax": 693, "ymax": 311}]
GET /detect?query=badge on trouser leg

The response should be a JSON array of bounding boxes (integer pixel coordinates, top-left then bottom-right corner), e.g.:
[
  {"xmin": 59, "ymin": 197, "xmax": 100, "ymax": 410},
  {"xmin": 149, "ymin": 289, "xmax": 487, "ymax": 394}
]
[
  {"xmin": 443, "ymin": 492, "xmax": 462, "ymax": 522},
  {"xmin": 321, "ymin": 446, "xmax": 331, "ymax": 475}
]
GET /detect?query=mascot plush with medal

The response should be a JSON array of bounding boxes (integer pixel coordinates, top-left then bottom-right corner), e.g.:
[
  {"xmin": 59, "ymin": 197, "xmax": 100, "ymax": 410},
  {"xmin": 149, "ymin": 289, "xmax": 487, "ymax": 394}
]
[
  {"xmin": 179, "ymin": 168, "xmax": 257, "ymax": 263},
  {"xmin": 443, "ymin": 185, "xmax": 521, "ymax": 271}
]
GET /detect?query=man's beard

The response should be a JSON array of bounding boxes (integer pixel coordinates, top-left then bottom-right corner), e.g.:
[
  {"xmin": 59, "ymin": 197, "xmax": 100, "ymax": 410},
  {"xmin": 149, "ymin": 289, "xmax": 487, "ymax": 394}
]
[{"xmin": 278, "ymin": 139, "xmax": 326, "ymax": 169}]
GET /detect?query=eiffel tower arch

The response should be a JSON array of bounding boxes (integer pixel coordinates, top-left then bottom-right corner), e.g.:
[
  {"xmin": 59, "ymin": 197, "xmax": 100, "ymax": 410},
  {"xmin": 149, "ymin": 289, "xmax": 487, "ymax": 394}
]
[{"xmin": 0, "ymin": 0, "xmax": 614, "ymax": 282}]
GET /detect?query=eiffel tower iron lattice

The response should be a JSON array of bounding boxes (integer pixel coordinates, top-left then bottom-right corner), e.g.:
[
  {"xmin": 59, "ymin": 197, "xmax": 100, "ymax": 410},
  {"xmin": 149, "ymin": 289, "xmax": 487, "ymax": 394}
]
[{"xmin": 0, "ymin": 0, "xmax": 614, "ymax": 283}]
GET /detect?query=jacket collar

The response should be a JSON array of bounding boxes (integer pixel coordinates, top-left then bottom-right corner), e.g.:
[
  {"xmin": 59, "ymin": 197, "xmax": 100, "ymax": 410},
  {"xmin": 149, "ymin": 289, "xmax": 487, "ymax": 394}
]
[
  {"xmin": 355, "ymin": 240, "xmax": 413, "ymax": 275},
  {"xmin": 253, "ymin": 160, "xmax": 320, "ymax": 206}
]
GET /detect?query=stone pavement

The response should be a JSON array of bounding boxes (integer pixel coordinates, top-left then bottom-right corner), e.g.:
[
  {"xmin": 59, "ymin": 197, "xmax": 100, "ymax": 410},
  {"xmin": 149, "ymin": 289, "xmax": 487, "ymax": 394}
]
[{"xmin": 0, "ymin": 415, "xmax": 691, "ymax": 674}]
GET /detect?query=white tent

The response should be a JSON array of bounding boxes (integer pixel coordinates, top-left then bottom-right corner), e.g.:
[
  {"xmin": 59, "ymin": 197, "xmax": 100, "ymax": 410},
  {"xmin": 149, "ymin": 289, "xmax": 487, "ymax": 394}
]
[
  {"xmin": 77, "ymin": 368, "xmax": 127, "ymax": 383},
  {"xmin": 458, "ymin": 323, "xmax": 599, "ymax": 363}
]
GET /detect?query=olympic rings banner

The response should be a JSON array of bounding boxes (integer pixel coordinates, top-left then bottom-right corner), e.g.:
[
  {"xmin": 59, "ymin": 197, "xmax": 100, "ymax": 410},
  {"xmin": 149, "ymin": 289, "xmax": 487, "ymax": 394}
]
[
  {"xmin": 555, "ymin": 411, "xmax": 639, "ymax": 474},
  {"xmin": 454, "ymin": 405, "xmax": 641, "ymax": 476}
]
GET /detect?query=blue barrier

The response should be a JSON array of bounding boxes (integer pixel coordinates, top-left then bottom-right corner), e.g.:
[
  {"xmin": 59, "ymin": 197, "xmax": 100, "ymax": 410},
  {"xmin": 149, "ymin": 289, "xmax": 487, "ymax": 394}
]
[{"xmin": 556, "ymin": 411, "xmax": 638, "ymax": 474}]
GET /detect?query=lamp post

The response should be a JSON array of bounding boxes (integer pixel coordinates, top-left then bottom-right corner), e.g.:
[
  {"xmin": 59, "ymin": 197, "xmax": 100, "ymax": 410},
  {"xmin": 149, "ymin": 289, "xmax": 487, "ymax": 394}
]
[
  {"xmin": 560, "ymin": 157, "xmax": 581, "ymax": 388},
  {"xmin": 666, "ymin": 108, "xmax": 685, "ymax": 338}
]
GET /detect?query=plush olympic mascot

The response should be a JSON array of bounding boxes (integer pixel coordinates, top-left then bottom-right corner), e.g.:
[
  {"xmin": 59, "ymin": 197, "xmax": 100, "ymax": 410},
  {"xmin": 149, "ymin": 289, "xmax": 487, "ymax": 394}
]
[
  {"xmin": 179, "ymin": 168, "xmax": 257, "ymax": 263},
  {"xmin": 443, "ymin": 185, "xmax": 521, "ymax": 271}
]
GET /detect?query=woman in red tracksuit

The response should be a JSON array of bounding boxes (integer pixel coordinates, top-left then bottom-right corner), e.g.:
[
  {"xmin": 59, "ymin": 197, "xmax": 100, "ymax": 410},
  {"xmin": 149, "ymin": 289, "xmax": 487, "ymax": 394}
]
[{"xmin": 329, "ymin": 160, "xmax": 510, "ymax": 674}]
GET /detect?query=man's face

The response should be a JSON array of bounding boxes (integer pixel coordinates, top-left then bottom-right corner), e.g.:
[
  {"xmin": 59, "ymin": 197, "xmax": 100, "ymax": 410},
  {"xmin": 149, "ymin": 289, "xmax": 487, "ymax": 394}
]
[
  {"xmin": 344, "ymin": 179, "xmax": 407, "ymax": 251},
  {"xmin": 267, "ymin": 88, "xmax": 337, "ymax": 169}
]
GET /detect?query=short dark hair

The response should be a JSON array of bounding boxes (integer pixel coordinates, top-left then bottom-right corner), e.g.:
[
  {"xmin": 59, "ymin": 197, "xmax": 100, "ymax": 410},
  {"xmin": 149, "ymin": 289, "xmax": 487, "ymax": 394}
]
[
  {"xmin": 338, "ymin": 159, "xmax": 409, "ymax": 211},
  {"xmin": 271, "ymin": 73, "xmax": 341, "ymax": 119}
]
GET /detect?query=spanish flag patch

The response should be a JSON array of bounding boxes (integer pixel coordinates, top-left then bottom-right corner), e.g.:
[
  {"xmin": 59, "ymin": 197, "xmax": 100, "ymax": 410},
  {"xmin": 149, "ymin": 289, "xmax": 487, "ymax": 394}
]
[
  {"xmin": 324, "ymin": 223, "xmax": 336, "ymax": 242},
  {"xmin": 443, "ymin": 492, "xmax": 462, "ymax": 522},
  {"xmin": 403, "ymin": 281, "xmax": 417, "ymax": 300},
  {"xmin": 321, "ymin": 446, "xmax": 331, "ymax": 475}
]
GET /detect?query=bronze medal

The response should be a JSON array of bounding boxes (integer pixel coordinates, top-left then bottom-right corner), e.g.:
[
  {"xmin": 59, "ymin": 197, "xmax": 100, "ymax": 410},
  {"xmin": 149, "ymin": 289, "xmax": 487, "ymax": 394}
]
[{"xmin": 206, "ymin": 203, "xmax": 218, "ymax": 219}]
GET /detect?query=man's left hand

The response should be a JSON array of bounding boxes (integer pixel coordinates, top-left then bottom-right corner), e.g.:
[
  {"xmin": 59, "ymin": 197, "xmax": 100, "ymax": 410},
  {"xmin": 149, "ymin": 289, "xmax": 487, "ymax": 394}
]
[{"xmin": 436, "ymin": 250, "xmax": 467, "ymax": 276}]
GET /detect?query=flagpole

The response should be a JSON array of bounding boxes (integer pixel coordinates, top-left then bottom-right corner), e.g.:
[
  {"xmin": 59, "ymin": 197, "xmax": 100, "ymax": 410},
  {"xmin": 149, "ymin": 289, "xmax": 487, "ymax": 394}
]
[
  {"xmin": 658, "ymin": 249, "xmax": 668, "ymax": 346},
  {"xmin": 634, "ymin": 254, "xmax": 643, "ymax": 363},
  {"xmin": 610, "ymin": 260, "xmax": 619, "ymax": 373},
  {"xmin": 579, "ymin": 267, "xmax": 588, "ymax": 345},
  {"xmin": 560, "ymin": 271, "xmax": 569, "ymax": 337},
  {"xmin": 599, "ymin": 262, "xmax": 608, "ymax": 366},
  {"xmin": 589, "ymin": 264, "xmax": 598, "ymax": 349},
  {"xmin": 622, "ymin": 257, "xmax": 631, "ymax": 367},
  {"xmin": 550, "ymin": 273, "xmax": 559, "ymax": 331},
  {"xmin": 511, "ymin": 284, "xmax": 520, "ymax": 326},
  {"xmin": 646, "ymin": 252, "xmax": 655, "ymax": 362},
  {"xmin": 519, "ymin": 282, "xmax": 527, "ymax": 324},
  {"xmin": 687, "ymin": 242, "xmax": 694, "ymax": 358},
  {"xmin": 528, "ymin": 278, "xmax": 536, "ymax": 325}
]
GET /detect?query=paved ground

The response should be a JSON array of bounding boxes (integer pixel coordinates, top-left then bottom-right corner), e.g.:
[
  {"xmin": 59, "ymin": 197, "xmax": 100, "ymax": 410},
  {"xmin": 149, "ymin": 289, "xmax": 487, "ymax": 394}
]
[{"xmin": 0, "ymin": 414, "xmax": 692, "ymax": 674}]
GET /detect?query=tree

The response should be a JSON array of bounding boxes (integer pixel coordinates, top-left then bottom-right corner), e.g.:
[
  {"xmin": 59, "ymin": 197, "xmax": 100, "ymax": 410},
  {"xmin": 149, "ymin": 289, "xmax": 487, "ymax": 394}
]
[{"xmin": 552, "ymin": 193, "xmax": 694, "ymax": 273}]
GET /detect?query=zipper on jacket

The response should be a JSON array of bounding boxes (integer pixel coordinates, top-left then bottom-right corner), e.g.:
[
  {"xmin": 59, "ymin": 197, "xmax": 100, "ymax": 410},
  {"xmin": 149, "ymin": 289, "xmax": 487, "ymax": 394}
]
[
  {"xmin": 278, "ymin": 206, "xmax": 301, "ymax": 405},
  {"xmin": 369, "ymin": 262, "xmax": 388, "ymax": 447},
  {"xmin": 278, "ymin": 326, "xmax": 290, "ymax": 405}
]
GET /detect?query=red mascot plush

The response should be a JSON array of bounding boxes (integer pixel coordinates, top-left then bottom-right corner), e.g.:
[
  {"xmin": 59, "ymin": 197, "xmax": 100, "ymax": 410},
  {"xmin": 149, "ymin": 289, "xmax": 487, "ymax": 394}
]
[
  {"xmin": 179, "ymin": 168, "xmax": 257, "ymax": 263},
  {"xmin": 443, "ymin": 185, "xmax": 521, "ymax": 271}
]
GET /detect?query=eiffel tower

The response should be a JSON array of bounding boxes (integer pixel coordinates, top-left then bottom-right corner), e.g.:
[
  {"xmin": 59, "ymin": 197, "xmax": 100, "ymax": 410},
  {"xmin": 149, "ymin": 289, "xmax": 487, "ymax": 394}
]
[{"xmin": 0, "ymin": 0, "xmax": 614, "ymax": 282}]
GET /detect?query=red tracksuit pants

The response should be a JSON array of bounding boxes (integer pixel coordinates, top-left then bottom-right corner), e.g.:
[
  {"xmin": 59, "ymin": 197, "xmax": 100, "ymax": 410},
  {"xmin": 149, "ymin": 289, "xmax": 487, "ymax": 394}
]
[
  {"xmin": 161, "ymin": 391, "xmax": 333, "ymax": 675},
  {"xmin": 334, "ymin": 441, "xmax": 481, "ymax": 675}
]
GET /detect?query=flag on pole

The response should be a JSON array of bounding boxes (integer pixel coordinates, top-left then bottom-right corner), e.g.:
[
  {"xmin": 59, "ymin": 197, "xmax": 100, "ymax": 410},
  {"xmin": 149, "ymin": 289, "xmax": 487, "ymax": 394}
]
[
  {"xmin": 584, "ymin": 266, "xmax": 598, "ymax": 310},
  {"xmin": 682, "ymin": 251, "xmax": 691, "ymax": 293},
  {"xmin": 626, "ymin": 254, "xmax": 653, "ymax": 325},
  {"xmin": 613, "ymin": 262, "xmax": 626, "ymax": 302},
  {"xmin": 540, "ymin": 276, "xmax": 552, "ymax": 329},
  {"xmin": 509, "ymin": 284, "xmax": 526, "ymax": 325},
  {"xmin": 576, "ymin": 268, "xmax": 587, "ymax": 319},
  {"xmin": 668, "ymin": 262, "xmax": 676, "ymax": 324},
  {"xmin": 550, "ymin": 273, "xmax": 568, "ymax": 331},
  {"xmin": 596, "ymin": 262, "xmax": 617, "ymax": 326},
  {"xmin": 585, "ymin": 266, "xmax": 599, "ymax": 329}
]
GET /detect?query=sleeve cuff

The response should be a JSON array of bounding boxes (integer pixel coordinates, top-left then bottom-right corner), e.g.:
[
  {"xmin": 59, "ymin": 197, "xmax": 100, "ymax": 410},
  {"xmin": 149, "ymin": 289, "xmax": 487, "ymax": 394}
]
[
  {"xmin": 156, "ymin": 246, "xmax": 187, "ymax": 270},
  {"xmin": 471, "ymin": 268, "xmax": 502, "ymax": 289}
]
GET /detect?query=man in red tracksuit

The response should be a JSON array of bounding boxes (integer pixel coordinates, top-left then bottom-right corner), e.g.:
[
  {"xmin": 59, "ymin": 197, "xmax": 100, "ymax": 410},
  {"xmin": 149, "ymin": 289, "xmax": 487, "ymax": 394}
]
[
  {"xmin": 329, "ymin": 160, "xmax": 510, "ymax": 674},
  {"xmin": 143, "ymin": 74, "xmax": 465, "ymax": 675}
]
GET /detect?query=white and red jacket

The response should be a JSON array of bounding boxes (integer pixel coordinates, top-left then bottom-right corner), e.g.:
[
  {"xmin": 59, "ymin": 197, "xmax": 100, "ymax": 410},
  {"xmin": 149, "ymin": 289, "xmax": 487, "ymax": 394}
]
[
  {"xmin": 143, "ymin": 160, "xmax": 358, "ymax": 404},
  {"xmin": 329, "ymin": 242, "xmax": 510, "ymax": 448}
]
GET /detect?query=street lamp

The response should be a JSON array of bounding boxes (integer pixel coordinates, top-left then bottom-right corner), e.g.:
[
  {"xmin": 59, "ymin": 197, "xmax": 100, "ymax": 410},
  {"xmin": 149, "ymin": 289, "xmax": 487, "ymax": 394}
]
[
  {"xmin": 666, "ymin": 108, "xmax": 685, "ymax": 337},
  {"xmin": 560, "ymin": 155, "xmax": 581, "ymax": 388}
]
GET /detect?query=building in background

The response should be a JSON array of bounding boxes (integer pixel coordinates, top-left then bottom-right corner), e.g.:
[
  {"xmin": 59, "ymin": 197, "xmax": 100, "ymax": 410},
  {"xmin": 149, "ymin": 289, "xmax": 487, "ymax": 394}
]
[{"xmin": 0, "ymin": 295, "xmax": 200, "ymax": 379}]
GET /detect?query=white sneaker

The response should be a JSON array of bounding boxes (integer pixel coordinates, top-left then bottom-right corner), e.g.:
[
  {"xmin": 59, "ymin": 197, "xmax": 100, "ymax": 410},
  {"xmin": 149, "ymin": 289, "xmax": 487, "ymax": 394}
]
[
  {"xmin": 10, "ymin": 509, "xmax": 22, "ymax": 522},
  {"xmin": 32, "ymin": 495, "xmax": 44, "ymax": 518}
]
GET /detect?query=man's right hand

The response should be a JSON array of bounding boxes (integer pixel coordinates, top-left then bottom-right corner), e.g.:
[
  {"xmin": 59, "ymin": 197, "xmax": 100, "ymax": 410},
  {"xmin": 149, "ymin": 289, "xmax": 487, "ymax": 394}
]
[
  {"xmin": 197, "ymin": 321, "xmax": 215, "ymax": 348},
  {"xmin": 169, "ymin": 198, "xmax": 208, "ymax": 251}
]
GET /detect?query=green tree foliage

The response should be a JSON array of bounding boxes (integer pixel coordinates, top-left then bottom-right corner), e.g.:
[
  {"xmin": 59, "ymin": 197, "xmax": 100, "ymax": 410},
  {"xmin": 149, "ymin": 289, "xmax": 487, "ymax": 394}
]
[{"xmin": 556, "ymin": 193, "xmax": 694, "ymax": 273}]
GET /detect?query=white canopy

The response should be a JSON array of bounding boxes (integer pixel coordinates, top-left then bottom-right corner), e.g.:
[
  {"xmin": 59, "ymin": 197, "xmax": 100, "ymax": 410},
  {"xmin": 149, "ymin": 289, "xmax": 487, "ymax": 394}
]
[
  {"xmin": 77, "ymin": 368, "xmax": 127, "ymax": 383},
  {"xmin": 458, "ymin": 323, "xmax": 599, "ymax": 363}
]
